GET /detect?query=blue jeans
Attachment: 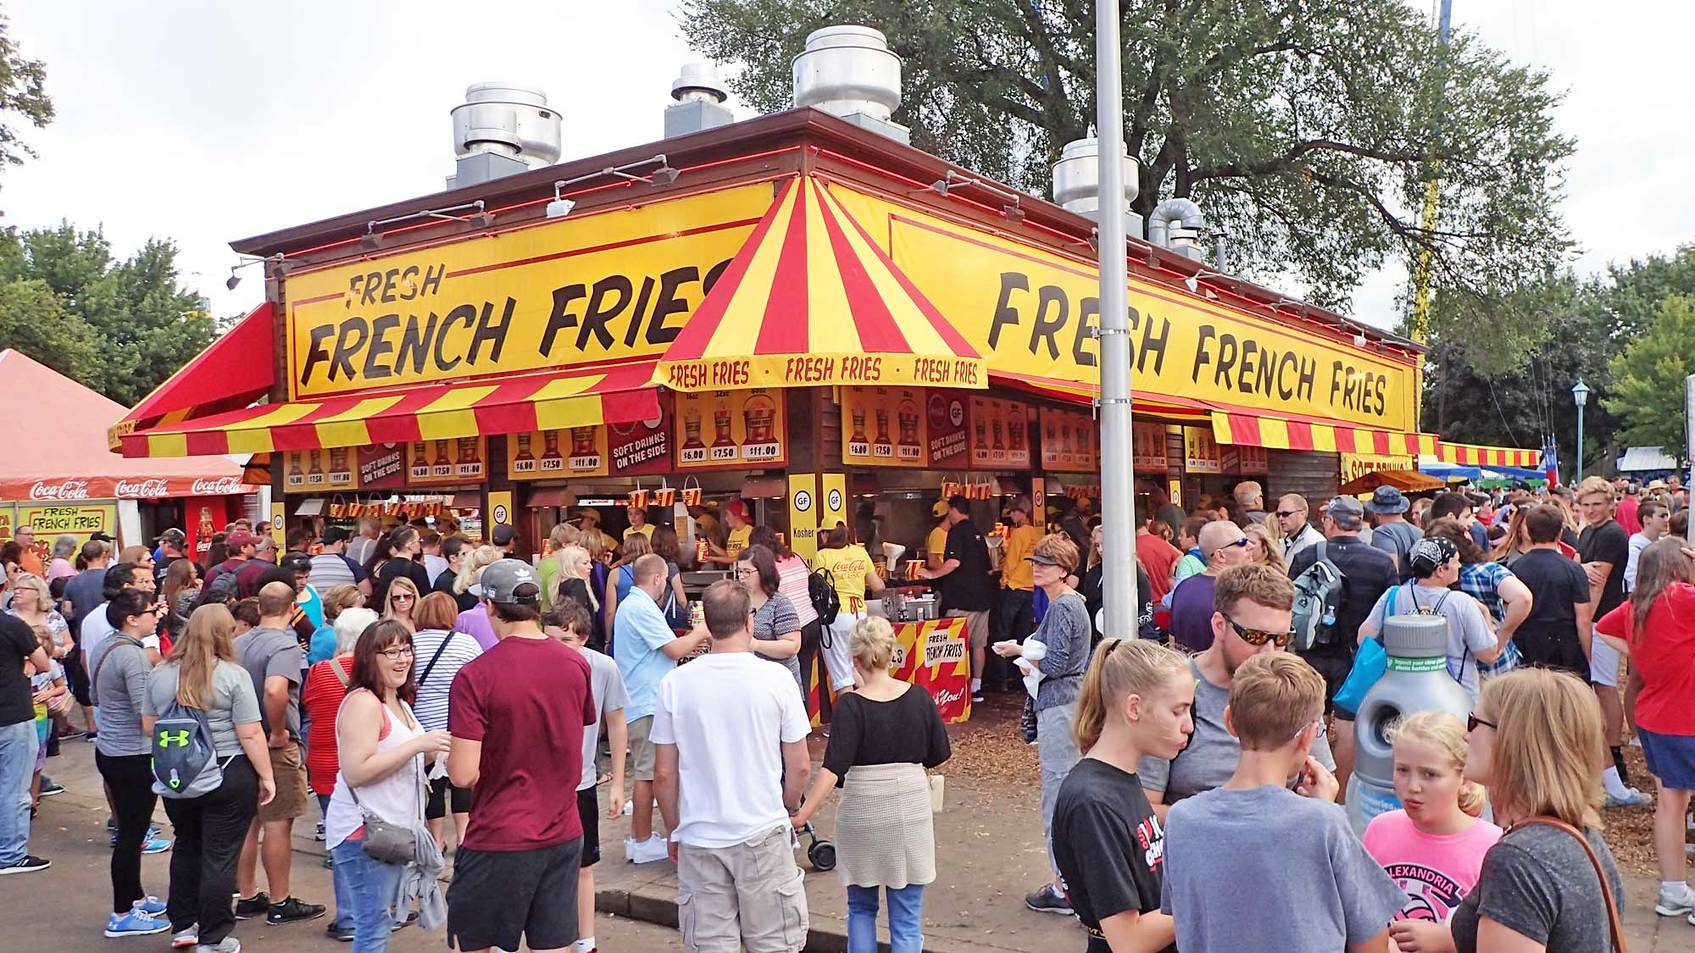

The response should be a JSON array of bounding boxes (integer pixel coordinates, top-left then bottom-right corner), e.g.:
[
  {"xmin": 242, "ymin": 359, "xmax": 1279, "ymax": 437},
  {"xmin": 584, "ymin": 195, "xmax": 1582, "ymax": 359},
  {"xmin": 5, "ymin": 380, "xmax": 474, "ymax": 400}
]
[
  {"xmin": 0, "ymin": 720, "xmax": 39, "ymax": 866},
  {"xmin": 330, "ymin": 839, "xmax": 404, "ymax": 953},
  {"xmin": 846, "ymin": 883, "xmax": 924, "ymax": 953}
]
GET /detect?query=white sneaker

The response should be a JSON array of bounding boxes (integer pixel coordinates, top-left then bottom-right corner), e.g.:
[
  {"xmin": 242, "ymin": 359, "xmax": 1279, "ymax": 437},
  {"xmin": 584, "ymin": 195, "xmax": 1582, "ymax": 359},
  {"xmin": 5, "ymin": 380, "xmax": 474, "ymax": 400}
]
[
  {"xmin": 1656, "ymin": 883, "xmax": 1695, "ymax": 917},
  {"xmin": 625, "ymin": 835, "xmax": 669, "ymax": 864}
]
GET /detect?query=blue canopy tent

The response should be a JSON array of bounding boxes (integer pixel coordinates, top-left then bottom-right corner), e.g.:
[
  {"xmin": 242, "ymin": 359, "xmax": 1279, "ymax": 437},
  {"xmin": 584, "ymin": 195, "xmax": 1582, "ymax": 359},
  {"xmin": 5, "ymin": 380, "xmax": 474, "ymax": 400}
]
[{"xmin": 1419, "ymin": 461, "xmax": 1548, "ymax": 484}]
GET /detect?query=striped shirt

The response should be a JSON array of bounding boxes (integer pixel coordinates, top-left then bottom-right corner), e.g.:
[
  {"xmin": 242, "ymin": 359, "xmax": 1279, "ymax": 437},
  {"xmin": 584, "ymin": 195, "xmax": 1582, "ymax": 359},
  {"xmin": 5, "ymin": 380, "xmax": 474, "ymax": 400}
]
[{"xmin": 409, "ymin": 627, "xmax": 483, "ymax": 733}]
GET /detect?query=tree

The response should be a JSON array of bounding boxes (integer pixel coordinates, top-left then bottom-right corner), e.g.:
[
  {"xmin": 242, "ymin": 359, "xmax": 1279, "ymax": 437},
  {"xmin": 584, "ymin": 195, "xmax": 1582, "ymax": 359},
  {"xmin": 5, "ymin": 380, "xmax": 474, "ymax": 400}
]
[
  {"xmin": 0, "ymin": 9, "xmax": 52, "ymax": 176},
  {"xmin": 1604, "ymin": 295, "xmax": 1694, "ymax": 463},
  {"xmin": 682, "ymin": 0, "xmax": 1574, "ymax": 326},
  {"xmin": 0, "ymin": 224, "xmax": 214, "ymax": 406}
]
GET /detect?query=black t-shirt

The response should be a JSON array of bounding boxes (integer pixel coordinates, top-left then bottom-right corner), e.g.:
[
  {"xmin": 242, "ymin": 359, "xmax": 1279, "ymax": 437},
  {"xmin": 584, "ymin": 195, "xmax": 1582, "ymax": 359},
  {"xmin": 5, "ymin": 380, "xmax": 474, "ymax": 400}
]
[
  {"xmin": 372, "ymin": 557, "xmax": 432, "ymax": 609},
  {"xmin": 1577, "ymin": 519, "xmax": 1629, "ymax": 617},
  {"xmin": 1052, "ymin": 758, "xmax": 1175, "ymax": 953},
  {"xmin": 940, "ymin": 520, "xmax": 995, "ymax": 612},
  {"xmin": 0, "ymin": 613, "xmax": 41, "ymax": 727},
  {"xmin": 1288, "ymin": 535, "xmax": 1397, "ymax": 664},
  {"xmin": 820, "ymin": 686, "xmax": 951, "ymax": 784},
  {"xmin": 1509, "ymin": 548, "xmax": 1591, "ymax": 676}
]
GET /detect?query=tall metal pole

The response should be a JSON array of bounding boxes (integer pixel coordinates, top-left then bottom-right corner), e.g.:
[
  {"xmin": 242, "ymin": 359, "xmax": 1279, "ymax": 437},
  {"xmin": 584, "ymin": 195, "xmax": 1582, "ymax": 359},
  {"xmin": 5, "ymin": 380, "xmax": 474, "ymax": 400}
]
[
  {"xmin": 1575, "ymin": 402, "xmax": 1585, "ymax": 482},
  {"xmin": 1686, "ymin": 374, "xmax": 1695, "ymax": 545},
  {"xmin": 1095, "ymin": 0, "xmax": 1139, "ymax": 634}
]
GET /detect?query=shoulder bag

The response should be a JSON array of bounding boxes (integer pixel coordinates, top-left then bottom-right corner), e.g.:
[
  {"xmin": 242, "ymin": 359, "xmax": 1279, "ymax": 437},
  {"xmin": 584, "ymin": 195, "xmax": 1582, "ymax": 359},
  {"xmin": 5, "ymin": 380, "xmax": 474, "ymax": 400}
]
[
  {"xmin": 349, "ymin": 702, "xmax": 424, "ymax": 865},
  {"xmin": 1513, "ymin": 817, "xmax": 1627, "ymax": 952}
]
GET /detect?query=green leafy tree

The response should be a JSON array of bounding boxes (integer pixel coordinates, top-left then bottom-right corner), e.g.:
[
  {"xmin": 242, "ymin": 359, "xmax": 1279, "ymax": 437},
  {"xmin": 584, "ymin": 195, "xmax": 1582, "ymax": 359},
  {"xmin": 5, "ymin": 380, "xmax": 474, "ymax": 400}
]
[
  {"xmin": 0, "ymin": 9, "xmax": 52, "ymax": 175},
  {"xmin": 0, "ymin": 224, "xmax": 214, "ymax": 406},
  {"xmin": 1604, "ymin": 295, "xmax": 1694, "ymax": 464},
  {"xmin": 682, "ymin": 0, "xmax": 1574, "ymax": 328}
]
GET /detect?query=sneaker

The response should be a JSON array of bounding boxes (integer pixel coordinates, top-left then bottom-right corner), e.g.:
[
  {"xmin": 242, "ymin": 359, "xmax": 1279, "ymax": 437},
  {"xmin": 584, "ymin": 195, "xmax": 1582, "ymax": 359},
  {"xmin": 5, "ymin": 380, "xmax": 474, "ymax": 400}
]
[
  {"xmin": 194, "ymin": 939, "xmax": 240, "ymax": 953},
  {"xmin": 105, "ymin": 908, "xmax": 170, "ymax": 937},
  {"xmin": 325, "ymin": 922, "xmax": 355, "ymax": 942},
  {"xmin": 625, "ymin": 835, "xmax": 669, "ymax": 864},
  {"xmin": 1025, "ymin": 883, "xmax": 1073, "ymax": 916},
  {"xmin": 142, "ymin": 836, "xmax": 172, "ymax": 854},
  {"xmin": 38, "ymin": 779, "xmax": 64, "ymax": 798},
  {"xmin": 971, "ymin": 690, "xmax": 986, "ymax": 704},
  {"xmin": 0, "ymin": 854, "xmax": 50, "ymax": 875},
  {"xmin": 171, "ymin": 925, "xmax": 199, "ymax": 949},
  {"xmin": 314, "ymin": 821, "xmax": 325, "ymax": 842},
  {"xmin": 232, "ymin": 892, "xmax": 269, "ymax": 920},
  {"xmin": 1655, "ymin": 883, "xmax": 1695, "ymax": 916},
  {"xmin": 266, "ymin": 897, "xmax": 327, "ymax": 924},
  {"xmin": 1603, "ymin": 788, "xmax": 1652, "ymax": 808},
  {"xmin": 83, "ymin": 729, "xmax": 97, "ymax": 741},
  {"xmin": 134, "ymin": 896, "xmax": 167, "ymax": 916}
]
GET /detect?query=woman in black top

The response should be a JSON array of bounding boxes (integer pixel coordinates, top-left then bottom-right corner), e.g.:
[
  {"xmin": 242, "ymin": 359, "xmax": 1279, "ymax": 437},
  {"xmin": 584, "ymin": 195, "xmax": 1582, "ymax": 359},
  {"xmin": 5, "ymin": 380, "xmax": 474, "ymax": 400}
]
[
  {"xmin": 366, "ymin": 527, "xmax": 430, "ymax": 610},
  {"xmin": 1051, "ymin": 637, "xmax": 1195, "ymax": 953},
  {"xmin": 791, "ymin": 616, "xmax": 949, "ymax": 953}
]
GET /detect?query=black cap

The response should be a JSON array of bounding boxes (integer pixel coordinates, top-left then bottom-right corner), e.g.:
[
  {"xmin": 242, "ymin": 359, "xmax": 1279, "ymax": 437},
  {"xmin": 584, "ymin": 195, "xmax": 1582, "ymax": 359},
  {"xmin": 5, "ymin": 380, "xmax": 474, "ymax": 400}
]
[{"xmin": 322, "ymin": 526, "xmax": 352, "ymax": 545}]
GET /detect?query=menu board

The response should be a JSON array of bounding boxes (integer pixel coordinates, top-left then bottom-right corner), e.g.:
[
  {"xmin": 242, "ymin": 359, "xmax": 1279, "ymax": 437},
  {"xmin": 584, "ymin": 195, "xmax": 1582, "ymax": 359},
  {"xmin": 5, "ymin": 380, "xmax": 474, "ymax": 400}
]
[
  {"xmin": 1039, "ymin": 406, "xmax": 1098, "ymax": 473},
  {"xmin": 1222, "ymin": 444, "xmax": 1271, "ymax": 476},
  {"xmin": 967, "ymin": 397, "xmax": 1031, "ymax": 469},
  {"xmin": 607, "ymin": 402, "xmax": 672, "ymax": 476},
  {"xmin": 283, "ymin": 447, "xmax": 359, "ymax": 493},
  {"xmin": 356, "ymin": 444, "xmax": 408, "ymax": 490},
  {"xmin": 673, "ymin": 389, "xmax": 787, "ymax": 470},
  {"xmin": 1132, "ymin": 422, "xmax": 1170, "ymax": 471},
  {"xmin": 506, "ymin": 427, "xmax": 609, "ymax": 479},
  {"xmin": 406, "ymin": 438, "xmax": 487, "ymax": 485},
  {"xmin": 1183, "ymin": 426, "xmax": 1222, "ymax": 474},
  {"xmin": 925, "ymin": 390, "xmax": 970, "ymax": 467},
  {"xmin": 841, "ymin": 386, "xmax": 927, "ymax": 468}
]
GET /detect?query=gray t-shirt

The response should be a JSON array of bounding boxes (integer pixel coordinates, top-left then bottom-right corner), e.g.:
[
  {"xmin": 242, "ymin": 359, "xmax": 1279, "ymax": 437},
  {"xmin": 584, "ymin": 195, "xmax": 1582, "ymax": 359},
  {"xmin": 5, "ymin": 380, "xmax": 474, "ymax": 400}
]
[
  {"xmin": 1138, "ymin": 658, "xmax": 1335, "ymax": 803},
  {"xmin": 1451, "ymin": 823, "xmax": 1624, "ymax": 953},
  {"xmin": 751, "ymin": 593, "xmax": 804, "ymax": 691},
  {"xmin": 234, "ymin": 626, "xmax": 305, "ymax": 740},
  {"xmin": 580, "ymin": 647, "xmax": 629, "ymax": 791},
  {"xmin": 1162, "ymin": 785, "xmax": 1405, "ymax": 951},
  {"xmin": 92, "ymin": 635, "xmax": 153, "ymax": 756},
  {"xmin": 145, "ymin": 660, "xmax": 263, "ymax": 757},
  {"xmin": 1031, "ymin": 590, "xmax": 1091, "ymax": 711},
  {"xmin": 1362, "ymin": 581, "xmax": 1497, "ymax": 702},
  {"xmin": 1372, "ymin": 520, "xmax": 1423, "ymax": 576}
]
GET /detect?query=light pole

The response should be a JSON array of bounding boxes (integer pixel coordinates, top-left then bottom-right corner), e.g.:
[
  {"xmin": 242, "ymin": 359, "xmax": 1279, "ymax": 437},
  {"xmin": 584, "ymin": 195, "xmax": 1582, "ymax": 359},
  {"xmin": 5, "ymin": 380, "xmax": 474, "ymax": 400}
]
[{"xmin": 1571, "ymin": 379, "xmax": 1589, "ymax": 482}]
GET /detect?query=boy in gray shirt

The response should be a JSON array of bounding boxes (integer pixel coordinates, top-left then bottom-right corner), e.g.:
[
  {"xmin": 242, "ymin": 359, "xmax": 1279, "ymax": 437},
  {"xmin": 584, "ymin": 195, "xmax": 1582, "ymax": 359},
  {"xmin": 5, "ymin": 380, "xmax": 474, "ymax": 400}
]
[{"xmin": 1162, "ymin": 653, "xmax": 1403, "ymax": 952}]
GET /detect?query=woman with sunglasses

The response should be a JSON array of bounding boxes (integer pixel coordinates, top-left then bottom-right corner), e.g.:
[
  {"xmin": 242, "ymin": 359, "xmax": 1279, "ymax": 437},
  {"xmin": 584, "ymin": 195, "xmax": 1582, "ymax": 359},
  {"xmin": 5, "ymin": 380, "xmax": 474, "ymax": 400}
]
[
  {"xmin": 367, "ymin": 527, "xmax": 430, "ymax": 612},
  {"xmin": 382, "ymin": 577, "xmax": 421, "ymax": 633},
  {"xmin": 991, "ymin": 533, "xmax": 1089, "ymax": 917},
  {"xmin": 325, "ymin": 619, "xmax": 451, "ymax": 952}
]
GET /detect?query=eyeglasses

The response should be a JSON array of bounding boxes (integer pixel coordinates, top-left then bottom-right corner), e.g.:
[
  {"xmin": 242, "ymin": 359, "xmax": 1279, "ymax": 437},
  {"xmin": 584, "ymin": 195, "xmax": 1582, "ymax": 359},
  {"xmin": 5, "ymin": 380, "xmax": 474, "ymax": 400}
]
[
  {"xmin": 734, "ymin": 566, "xmax": 757, "ymax": 577},
  {"xmin": 1221, "ymin": 614, "xmax": 1293, "ymax": 647},
  {"xmin": 1466, "ymin": 714, "xmax": 1496, "ymax": 733},
  {"xmin": 378, "ymin": 646, "xmax": 415, "ymax": 661}
]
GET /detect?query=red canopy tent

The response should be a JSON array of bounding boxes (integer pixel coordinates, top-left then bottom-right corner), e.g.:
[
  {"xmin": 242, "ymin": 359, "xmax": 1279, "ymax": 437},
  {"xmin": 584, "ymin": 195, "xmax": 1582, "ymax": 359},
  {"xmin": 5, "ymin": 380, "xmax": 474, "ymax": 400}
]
[{"xmin": 0, "ymin": 349, "xmax": 252, "ymax": 502}]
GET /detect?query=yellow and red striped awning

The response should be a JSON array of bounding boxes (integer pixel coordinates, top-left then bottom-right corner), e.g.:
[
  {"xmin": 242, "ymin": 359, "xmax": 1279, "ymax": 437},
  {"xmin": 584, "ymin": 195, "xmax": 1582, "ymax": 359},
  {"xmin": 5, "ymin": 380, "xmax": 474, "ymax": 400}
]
[
  {"xmin": 120, "ymin": 361, "xmax": 660, "ymax": 458},
  {"xmin": 109, "ymin": 302, "xmax": 276, "ymax": 450},
  {"xmin": 1436, "ymin": 441, "xmax": 1541, "ymax": 469},
  {"xmin": 653, "ymin": 175, "xmax": 985, "ymax": 392},
  {"xmin": 1211, "ymin": 410, "xmax": 1440, "ymax": 458}
]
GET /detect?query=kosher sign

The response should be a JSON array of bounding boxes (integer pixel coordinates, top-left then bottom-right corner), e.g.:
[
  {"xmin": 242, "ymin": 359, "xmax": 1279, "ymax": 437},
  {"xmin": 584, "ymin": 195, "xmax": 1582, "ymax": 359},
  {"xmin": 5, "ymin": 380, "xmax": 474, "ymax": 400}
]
[
  {"xmin": 840, "ymin": 386, "xmax": 927, "ymax": 468},
  {"xmin": 826, "ymin": 184, "xmax": 1419, "ymax": 432},
  {"xmin": 282, "ymin": 184, "xmax": 770, "ymax": 400}
]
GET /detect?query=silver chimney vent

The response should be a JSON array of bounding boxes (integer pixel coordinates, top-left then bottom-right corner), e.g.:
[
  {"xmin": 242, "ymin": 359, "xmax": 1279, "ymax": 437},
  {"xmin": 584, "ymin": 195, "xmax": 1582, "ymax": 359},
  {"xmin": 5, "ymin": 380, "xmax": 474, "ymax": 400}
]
[
  {"xmin": 665, "ymin": 62, "xmax": 734, "ymax": 138},
  {"xmin": 1147, "ymin": 197, "xmax": 1206, "ymax": 261},
  {"xmin": 1051, "ymin": 137, "xmax": 1143, "ymax": 237},
  {"xmin": 792, "ymin": 25, "xmax": 910, "ymax": 144},
  {"xmin": 447, "ymin": 83, "xmax": 563, "ymax": 190}
]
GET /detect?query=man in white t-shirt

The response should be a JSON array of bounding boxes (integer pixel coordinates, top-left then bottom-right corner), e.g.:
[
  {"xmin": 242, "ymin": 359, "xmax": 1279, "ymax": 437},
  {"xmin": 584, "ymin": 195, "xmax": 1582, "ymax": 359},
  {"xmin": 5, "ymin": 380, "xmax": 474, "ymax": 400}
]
[{"xmin": 652, "ymin": 580, "xmax": 811, "ymax": 953}]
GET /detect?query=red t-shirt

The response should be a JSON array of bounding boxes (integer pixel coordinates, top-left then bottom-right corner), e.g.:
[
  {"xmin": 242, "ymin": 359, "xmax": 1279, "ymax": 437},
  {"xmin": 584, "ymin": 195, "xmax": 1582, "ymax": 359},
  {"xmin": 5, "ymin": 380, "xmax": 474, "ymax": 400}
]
[
  {"xmin": 300, "ymin": 657, "xmax": 355, "ymax": 796},
  {"xmin": 1136, "ymin": 534, "xmax": 1182, "ymax": 603},
  {"xmin": 1595, "ymin": 582, "xmax": 1695, "ymax": 735},
  {"xmin": 449, "ymin": 634, "xmax": 595, "ymax": 851}
]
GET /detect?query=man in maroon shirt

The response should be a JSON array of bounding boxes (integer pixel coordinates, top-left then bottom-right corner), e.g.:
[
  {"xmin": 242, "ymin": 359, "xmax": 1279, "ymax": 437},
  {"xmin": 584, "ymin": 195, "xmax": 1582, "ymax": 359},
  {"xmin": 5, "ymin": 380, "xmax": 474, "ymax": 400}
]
[{"xmin": 446, "ymin": 560, "xmax": 595, "ymax": 953}]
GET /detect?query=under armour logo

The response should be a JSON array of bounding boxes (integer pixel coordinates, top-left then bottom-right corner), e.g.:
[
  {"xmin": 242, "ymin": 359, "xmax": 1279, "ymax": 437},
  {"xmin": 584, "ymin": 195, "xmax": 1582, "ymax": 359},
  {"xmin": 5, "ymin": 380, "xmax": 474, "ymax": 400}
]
[{"xmin": 158, "ymin": 729, "xmax": 190, "ymax": 748}]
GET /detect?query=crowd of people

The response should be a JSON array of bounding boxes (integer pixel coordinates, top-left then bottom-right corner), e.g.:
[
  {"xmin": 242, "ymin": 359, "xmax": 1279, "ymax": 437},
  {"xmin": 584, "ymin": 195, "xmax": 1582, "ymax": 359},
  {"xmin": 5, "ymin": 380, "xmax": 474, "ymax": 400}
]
[{"xmin": 0, "ymin": 469, "xmax": 1691, "ymax": 953}]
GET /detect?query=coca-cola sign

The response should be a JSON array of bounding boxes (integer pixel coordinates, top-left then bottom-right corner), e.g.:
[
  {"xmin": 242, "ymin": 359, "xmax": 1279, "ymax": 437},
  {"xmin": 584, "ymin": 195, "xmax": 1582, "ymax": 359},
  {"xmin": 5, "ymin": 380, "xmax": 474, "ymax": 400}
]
[
  {"xmin": 114, "ymin": 479, "xmax": 170, "ymax": 498},
  {"xmin": 190, "ymin": 477, "xmax": 247, "ymax": 496},
  {"xmin": 29, "ymin": 480, "xmax": 91, "ymax": 501}
]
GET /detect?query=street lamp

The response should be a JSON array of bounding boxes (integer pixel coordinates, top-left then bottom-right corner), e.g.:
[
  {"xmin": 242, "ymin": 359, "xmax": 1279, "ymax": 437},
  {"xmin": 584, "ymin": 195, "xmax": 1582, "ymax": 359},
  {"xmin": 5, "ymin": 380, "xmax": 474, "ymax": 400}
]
[{"xmin": 1572, "ymin": 379, "xmax": 1590, "ymax": 481}]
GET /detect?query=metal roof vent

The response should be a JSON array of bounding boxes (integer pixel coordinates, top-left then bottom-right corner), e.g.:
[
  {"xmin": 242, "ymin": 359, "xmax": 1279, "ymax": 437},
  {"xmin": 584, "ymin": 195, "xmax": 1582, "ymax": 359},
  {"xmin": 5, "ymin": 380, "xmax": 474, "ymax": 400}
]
[
  {"xmin": 792, "ymin": 25, "xmax": 909, "ymax": 144},
  {"xmin": 1147, "ymin": 198, "xmax": 1207, "ymax": 261},
  {"xmin": 447, "ymin": 83, "xmax": 563, "ymax": 190},
  {"xmin": 665, "ymin": 62, "xmax": 735, "ymax": 138},
  {"xmin": 1051, "ymin": 137, "xmax": 1143, "ymax": 237}
]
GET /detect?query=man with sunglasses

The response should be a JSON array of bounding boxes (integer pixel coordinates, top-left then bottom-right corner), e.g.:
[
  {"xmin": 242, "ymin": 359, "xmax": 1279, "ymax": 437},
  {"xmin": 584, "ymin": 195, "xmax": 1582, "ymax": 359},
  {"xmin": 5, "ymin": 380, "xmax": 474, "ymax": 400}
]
[
  {"xmin": 1275, "ymin": 494, "xmax": 1325, "ymax": 561},
  {"xmin": 1166, "ymin": 521, "xmax": 1255, "ymax": 652},
  {"xmin": 1139, "ymin": 564, "xmax": 1335, "ymax": 819}
]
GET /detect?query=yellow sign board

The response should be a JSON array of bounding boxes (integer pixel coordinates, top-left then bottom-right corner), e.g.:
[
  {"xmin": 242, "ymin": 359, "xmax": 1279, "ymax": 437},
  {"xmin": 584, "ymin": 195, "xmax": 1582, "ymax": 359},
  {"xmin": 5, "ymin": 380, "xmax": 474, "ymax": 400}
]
[
  {"xmin": 820, "ymin": 473, "xmax": 847, "ymax": 535},
  {"xmin": 282, "ymin": 184, "xmax": 771, "ymax": 399},
  {"xmin": 673, "ymin": 389, "xmax": 786, "ymax": 470},
  {"xmin": 19, "ymin": 503, "xmax": 116, "ymax": 541},
  {"xmin": 506, "ymin": 427, "xmax": 609, "ymax": 480},
  {"xmin": 788, "ymin": 473, "xmax": 818, "ymax": 562},
  {"xmin": 827, "ymin": 184, "xmax": 1419, "ymax": 432},
  {"xmin": 1184, "ymin": 426, "xmax": 1223, "ymax": 474},
  {"xmin": 840, "ymin": 386, "xmax": 928, "ymax": 468},
  {"xmin": 405, "ymin": 438, "xmax": 487, "ymax": 485}
]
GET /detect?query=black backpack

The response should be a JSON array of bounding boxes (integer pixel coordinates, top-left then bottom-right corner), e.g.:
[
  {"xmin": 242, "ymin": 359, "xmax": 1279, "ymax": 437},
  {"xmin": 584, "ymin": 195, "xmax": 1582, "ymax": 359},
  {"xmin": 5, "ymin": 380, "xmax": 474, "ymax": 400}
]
[{"xmin": 809, "ymin": 568, "xmax": 841, "ymax": 627}]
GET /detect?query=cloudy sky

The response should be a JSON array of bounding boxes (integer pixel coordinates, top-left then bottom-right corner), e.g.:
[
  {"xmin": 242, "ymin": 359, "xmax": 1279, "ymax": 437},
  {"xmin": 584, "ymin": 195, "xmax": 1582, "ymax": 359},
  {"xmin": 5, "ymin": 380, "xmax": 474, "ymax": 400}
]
[{"xmin": 7, "ymin": 2, "xmax": 1692, "ymax": 331}]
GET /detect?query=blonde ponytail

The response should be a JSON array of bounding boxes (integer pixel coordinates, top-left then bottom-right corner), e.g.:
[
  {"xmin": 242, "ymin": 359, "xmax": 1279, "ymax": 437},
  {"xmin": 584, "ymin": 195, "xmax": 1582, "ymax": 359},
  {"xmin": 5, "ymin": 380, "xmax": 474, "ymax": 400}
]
[{"xmin": 1073, "ymin": 638, "xmax": 1191, "ymax": 752}]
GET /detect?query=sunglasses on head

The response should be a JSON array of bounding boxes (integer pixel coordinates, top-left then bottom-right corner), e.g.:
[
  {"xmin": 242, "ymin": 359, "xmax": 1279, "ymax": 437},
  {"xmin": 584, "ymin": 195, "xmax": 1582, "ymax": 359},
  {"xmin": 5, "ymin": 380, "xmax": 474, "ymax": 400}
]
[{"xmin": 1222, "ymin": 614, "xmax": 1293, "ymax": 647}]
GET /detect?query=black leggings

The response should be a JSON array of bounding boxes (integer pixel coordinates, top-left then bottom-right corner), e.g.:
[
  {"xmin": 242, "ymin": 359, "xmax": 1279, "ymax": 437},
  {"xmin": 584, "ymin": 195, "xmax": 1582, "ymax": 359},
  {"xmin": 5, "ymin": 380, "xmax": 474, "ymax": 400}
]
[
  {"xmin": 798, "ymin": 618, "xmax": 824, "ymax": 704},
  {"xmin": 96, "ymin": 751, "xmax": 158, "ymax": 915},
  {"xmin": 163, "ymin": 755, "xmax": 258, "ymax": 945}
]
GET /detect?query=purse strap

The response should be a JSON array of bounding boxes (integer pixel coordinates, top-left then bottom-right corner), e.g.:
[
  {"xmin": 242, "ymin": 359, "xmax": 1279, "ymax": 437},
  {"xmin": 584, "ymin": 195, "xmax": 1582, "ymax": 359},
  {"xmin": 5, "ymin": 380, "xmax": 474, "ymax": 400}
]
[
  {"xmin": 1513, "ymin": 817, "xmax": 1627, "ymax": 953},
  {"xmin": 416, "ymin": 631, "xmax": 455, "ymax": 690}
]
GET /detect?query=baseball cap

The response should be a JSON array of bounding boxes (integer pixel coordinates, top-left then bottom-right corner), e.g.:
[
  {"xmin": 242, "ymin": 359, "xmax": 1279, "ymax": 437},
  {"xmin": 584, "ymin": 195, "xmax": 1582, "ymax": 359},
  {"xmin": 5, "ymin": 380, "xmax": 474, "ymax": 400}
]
[
  {"xmin": 1366, "ymin": 486, "xmax": 1410, "ymax": 514},
  {"xmin": 226, "ymin": 530, "xmax": 261, "ymax": 549},
  {"xmin": 931, "ymin": 500, "xmax": 949, "ymax": 517},
  {"xmin": 1408, "ymin": 536, "xmax": 1458, "ymax": 577},
  {"xmin": 492, "ymin": 524, "xmax": 516, "ymax": 546},
  {"xmin": 1324, "ymin": 495, "xmax": 1366, "ymax": 527},
  {"xmin": 156, "ymin": 528, "xmax": 186, "ymax": 547},
  {"xmin": 471, "ymin": 558, "xmax": 541, "ymax": 605},
  {"xmin": 321, "ymin": 526, "xmax": 352, "ymax": 545}
]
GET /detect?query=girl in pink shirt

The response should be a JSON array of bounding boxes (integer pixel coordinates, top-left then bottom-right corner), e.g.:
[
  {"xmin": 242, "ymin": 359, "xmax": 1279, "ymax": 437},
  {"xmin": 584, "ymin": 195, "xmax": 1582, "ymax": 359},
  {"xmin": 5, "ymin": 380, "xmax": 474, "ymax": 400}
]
[{"xmin": 1363, "ymin": 711, "xmax": 1502, "ymax": 949}]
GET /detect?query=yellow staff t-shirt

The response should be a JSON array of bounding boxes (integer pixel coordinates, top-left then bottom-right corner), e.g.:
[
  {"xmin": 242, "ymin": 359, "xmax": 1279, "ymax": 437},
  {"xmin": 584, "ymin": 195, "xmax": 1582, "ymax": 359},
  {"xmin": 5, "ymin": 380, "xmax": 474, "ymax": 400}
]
[
  {"xmin": 813, "ymin": 544, "xmax": 875, "ymax": 614},
  {"xmin": 1001, "ymin": 524, "xmax": 1042, "ymax": 590}
]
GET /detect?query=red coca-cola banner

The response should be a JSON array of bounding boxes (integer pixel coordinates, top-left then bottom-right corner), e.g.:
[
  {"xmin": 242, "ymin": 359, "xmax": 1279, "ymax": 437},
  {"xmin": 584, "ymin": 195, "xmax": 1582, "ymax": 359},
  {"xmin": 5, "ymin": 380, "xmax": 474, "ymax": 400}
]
[{"xmin": 0, "ymin": 475, "xmax": 257, "ymax": 502}]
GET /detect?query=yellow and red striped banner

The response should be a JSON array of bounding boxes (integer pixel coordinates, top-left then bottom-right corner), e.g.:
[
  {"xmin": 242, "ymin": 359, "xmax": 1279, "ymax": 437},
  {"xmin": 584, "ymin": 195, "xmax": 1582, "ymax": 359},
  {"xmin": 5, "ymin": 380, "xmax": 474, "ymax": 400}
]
[
  {"xmin": 120, "ymin": 361, "xmax": 660, "ymax": 459},
  {"xmin": 1210, "ymin": 410, "xmax": 1438, "ymax": 458},
  {"xmin": 1435, "ymin": 441, "xmax": 1541, "ymax": 469}
]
